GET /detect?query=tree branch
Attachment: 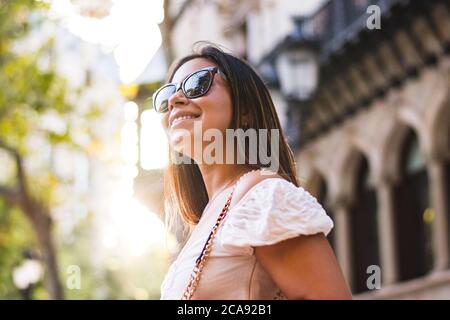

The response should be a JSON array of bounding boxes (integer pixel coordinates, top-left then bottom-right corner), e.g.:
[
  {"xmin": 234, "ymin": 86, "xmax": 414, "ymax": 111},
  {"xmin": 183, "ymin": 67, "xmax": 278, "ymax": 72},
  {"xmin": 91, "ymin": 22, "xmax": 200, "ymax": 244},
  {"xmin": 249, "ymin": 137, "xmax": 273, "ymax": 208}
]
[
  {"xmin": 0, "ymin": 138, "xmax": 28, "ymax": 197},
  {"xmin": 0, "ymin": 184, "xmax": 21, "ymax": 206}
]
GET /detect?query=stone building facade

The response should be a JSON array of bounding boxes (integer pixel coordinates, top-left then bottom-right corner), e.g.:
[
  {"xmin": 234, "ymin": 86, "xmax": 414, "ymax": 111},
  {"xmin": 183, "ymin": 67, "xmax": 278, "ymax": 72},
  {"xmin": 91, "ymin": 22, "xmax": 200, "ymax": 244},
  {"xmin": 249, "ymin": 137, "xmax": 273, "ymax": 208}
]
[{"xmin": 280, "ymin": 0, "xmax": 450, "ymax": 299}]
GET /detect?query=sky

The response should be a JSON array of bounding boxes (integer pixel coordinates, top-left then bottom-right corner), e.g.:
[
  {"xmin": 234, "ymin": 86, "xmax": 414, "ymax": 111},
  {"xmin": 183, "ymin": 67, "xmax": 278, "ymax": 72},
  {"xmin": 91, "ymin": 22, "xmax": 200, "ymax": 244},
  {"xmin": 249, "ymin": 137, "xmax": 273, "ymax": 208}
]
[{"xmin": 49, "ymin": 0, "xmax": 165, "ymax": 84}]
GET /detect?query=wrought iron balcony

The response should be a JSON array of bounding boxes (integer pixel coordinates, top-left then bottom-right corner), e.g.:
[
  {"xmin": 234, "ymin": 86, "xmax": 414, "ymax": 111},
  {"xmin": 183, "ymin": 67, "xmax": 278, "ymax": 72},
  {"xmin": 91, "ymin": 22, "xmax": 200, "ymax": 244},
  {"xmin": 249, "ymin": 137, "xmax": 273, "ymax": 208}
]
[
  {"xmin": 260, "ymin": 0, "xmax": 449, "ymax": 150},
  {"xmin": 296, "ymin": 0, "xmax": 405, "ymax": 61}
]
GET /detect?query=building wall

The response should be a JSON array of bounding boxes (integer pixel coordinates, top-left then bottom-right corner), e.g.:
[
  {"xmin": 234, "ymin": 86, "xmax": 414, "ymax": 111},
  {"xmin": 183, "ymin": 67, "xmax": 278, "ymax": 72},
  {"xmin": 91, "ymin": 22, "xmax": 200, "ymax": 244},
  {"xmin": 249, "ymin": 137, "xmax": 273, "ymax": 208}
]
[
  {"xmin": 32, "ymin": 22, "xmax": 126, "ymax": 287},
  {"xmin": 246, "ymin": 0, "xmax": 326, "ymax": 64},
  {"xmin": 170, "ymin": 0, "xmax": 326, "ymax": 62},
  {"xmin": 171, "ymin": 0, "xmax": 244, "ymax": 60},
  {"xmin": 297, "ymin": 58, "xmax": 450, "ymax": 298}
]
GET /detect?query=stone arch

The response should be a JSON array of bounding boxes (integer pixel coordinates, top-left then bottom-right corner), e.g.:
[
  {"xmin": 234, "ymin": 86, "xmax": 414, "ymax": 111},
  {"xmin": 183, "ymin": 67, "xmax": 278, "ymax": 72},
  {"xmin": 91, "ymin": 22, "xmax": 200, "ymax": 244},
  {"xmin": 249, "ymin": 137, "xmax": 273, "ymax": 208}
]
[
  {"xmin": 304, "ymin": 169, "xmax": 326, "ymax": 199},
  {"xmin": 305, "ymin": 167, "xmax": 337, "ymax": 252},
  {"xmin": 397, "ymin": 69, "xmax": 449, "ymax": 162},
  {"xmin": 425, "ymin": 80, "xmax": 450, "ymax": 272},
  {"xmin": 297, "ymin": 146, "xmax": 332, "ymax": 194},
  {"xmin": 379, "ymin": 94, "xmax": 434, "ymax": 184},
  {"xmin": 427, "ymin": 90, "xmax": 450, "ymax": 161},
  {"xmin": 330, "ymin": 143, "xmax": 380, "ymax": 294},
  {"xmin": 329, "ymin": 139, "xmax": 373, "ymax": 206},
  {"xmin": 377, "ymin": 120, "xmax": 418, "ymax": 184}
]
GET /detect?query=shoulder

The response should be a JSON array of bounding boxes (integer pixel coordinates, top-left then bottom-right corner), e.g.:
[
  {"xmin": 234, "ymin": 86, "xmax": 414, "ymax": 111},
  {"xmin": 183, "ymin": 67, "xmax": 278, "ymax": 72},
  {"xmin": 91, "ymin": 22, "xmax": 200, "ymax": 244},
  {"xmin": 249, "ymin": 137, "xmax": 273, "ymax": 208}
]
[
  {"xmin": 219, "ymin": 169, "xmax": 334, "ymax": 251},
  {"xmin": 229, "ymin": 169, "xmax": 286, "ymax": 209}
]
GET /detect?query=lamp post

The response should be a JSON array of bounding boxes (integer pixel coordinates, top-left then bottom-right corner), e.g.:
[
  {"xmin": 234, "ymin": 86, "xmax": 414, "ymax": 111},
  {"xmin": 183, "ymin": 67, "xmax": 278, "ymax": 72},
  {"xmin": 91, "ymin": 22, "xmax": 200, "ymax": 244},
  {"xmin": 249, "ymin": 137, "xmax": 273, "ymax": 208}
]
[
  {"xmin": 275, "ymin": 44, "xmax": 319, "ymax": 101},
  {"xmin": 274, "ymin": 16, "xmax": 320, "ymax": 150},
  {"xmin": 12, "ymin": 251, "xmax": 43, "ymax": 300}
]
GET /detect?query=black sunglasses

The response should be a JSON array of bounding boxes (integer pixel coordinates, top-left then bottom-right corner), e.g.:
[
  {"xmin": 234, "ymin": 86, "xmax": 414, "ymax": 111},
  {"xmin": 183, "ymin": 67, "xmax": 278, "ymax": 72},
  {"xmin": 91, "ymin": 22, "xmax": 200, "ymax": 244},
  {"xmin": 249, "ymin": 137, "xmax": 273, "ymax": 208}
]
[{"xmin": 152, "ymin": 66, "xmax": 225, "ymax": 113}]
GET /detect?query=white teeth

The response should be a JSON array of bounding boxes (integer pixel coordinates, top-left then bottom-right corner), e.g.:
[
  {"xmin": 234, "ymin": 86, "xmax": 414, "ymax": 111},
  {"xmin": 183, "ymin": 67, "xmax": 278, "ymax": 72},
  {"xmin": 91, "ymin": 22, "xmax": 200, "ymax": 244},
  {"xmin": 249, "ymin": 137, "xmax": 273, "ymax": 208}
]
[{"xmin": 171, "ymin": 115, "xmax": 198, "ymax": 126}]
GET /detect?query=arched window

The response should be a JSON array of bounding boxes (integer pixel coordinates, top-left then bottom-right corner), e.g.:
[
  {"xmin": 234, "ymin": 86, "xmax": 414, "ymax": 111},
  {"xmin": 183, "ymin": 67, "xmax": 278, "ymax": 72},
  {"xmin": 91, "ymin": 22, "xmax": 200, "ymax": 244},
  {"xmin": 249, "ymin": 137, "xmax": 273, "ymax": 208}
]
[
  {"xmin": 394, "ymin": 128, "xmax": 433, "ymax": 281},
  {"xmin": 350, "ymin": 154, "xmax": 380, "ymax": 293}
]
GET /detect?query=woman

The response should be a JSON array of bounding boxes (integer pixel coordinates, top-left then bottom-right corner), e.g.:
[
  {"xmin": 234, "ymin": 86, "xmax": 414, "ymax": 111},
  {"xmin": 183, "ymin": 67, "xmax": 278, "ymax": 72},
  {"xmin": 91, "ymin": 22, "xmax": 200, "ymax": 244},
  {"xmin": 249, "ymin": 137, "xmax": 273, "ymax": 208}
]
[{"xmin": 156, "ymin": 44, "xmax": 352, "ymax": 300}]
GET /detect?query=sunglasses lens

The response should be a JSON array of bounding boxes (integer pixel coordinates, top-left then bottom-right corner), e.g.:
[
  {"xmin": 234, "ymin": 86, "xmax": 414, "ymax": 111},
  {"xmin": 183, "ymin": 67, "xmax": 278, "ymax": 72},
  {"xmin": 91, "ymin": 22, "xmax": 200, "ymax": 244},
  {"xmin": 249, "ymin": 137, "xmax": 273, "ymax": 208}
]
[
  {"xmin": 153, "ymin": 68, "xmax": 216, "ymax": 112},
  {"xmin": 154, "ymin": 85, "xmax": 176, "ymax": 112},
  {"xmin": 184, "ymin": 70, "xmax": 212, "ymax": 98}
]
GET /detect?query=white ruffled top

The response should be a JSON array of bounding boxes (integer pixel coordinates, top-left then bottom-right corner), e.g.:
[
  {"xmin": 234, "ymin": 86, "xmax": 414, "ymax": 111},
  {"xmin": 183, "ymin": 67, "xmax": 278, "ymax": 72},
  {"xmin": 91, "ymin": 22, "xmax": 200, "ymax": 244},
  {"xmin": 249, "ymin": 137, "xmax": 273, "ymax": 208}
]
[{"xmin": 160, "ymin": 177, "xmax": 334, "ymax": 300}]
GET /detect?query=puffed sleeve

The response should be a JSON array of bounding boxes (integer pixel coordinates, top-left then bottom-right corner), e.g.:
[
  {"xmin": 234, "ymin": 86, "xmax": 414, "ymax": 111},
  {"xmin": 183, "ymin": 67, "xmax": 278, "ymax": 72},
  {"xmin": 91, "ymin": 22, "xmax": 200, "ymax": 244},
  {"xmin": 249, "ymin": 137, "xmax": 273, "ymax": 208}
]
[{"xmin": 218, "ymin": 178, "xmax": 334, "ymax": 255}]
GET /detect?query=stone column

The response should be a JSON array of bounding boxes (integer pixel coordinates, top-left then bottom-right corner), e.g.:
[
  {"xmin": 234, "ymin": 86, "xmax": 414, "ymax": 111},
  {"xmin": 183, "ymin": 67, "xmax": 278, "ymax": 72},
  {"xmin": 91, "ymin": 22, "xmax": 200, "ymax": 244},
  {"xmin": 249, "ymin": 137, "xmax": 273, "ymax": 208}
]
[
  {"xmin": 333, "ymin": 200, "xmax": 353, "ymax": 291},
  {"xmin": 374, "ymin": 178, "xmax": 398, "ymax": 286},
  {"xmin": 428, "ymin": 159, "xmax": 450, "ymax": 271}
]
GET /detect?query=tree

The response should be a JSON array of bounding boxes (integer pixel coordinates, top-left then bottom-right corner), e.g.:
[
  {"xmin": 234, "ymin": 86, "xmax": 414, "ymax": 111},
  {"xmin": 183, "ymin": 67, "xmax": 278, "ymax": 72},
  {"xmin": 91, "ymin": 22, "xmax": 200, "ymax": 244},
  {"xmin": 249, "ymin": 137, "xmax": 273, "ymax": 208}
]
[{"xmin": 0, "ymin": 0, "xmax": 75, "ymax": 299}]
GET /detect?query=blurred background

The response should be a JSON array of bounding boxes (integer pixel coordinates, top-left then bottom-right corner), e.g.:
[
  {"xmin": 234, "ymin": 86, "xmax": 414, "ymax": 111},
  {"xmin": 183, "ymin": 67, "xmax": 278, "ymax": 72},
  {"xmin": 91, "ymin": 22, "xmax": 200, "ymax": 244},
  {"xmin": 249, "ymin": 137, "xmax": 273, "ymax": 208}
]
[{"xmin": 0, "ymin": 0, "xmax": 449, "ymax": 300}]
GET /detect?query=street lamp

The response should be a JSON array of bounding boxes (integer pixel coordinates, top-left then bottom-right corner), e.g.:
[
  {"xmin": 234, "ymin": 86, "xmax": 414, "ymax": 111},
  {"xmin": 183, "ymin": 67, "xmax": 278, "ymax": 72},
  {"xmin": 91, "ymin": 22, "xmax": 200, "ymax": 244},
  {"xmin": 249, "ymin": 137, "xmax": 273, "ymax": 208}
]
[
  {"xmin": 274, "ymin": 16, "xmax": 320, "ymax": 149},
  {"xmin": 275, "ymin": 46, "xmax": 319, "ymax": 101},
  {"xmin": 275, "ymin": 17, "xmax": 320, "ymax": 101},
  {"xmin": 12, "ymin": 251, "xmax": 43, "ymax": 300}
]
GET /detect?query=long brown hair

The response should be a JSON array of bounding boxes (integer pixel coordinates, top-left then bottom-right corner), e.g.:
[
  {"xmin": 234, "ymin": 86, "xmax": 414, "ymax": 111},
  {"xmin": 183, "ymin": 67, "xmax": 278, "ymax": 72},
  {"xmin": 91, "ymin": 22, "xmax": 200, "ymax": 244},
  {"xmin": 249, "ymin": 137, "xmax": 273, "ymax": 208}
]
[{"xmin": 163, "ymin": 44, "xmax": 299, "ymax": 239}]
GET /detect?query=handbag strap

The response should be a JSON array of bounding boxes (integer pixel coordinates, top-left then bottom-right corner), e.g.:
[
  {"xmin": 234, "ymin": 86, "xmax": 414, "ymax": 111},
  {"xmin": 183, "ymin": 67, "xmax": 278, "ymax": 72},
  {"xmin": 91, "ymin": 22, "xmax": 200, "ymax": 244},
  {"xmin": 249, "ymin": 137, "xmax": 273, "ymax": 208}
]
[{"xmin": 181, "ymin": 168, "xmax": 262, "ymax": 300}]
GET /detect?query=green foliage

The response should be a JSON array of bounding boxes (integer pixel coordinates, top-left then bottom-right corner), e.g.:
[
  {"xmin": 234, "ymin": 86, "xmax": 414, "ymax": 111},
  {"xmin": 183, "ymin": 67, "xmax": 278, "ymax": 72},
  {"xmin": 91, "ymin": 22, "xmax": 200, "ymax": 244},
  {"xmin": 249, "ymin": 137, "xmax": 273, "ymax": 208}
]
[
  {"xmin": 0, "ymin": 1, "xmax": 46, "ymax": 50},
  {"xmin": 0, "ymin": 1, "xmax": 169, "ymax": 300},
  {"xmin": 0, "ymin": 46, "xmax": 73, "ymax": 147},
  {"xmin": 0, "ymin": 1, "xmax": 72, "ymax": 132},
  {"xmin": 0, "ymin": 0, "xmax": 74, "ymax": 203},
  {"xmin": 0, "ymin": 198, "xmax": 41, "ymax": 299},
  {"xmin": 0, "ymin": 0, "xmax": 78, "ymax": 299}
]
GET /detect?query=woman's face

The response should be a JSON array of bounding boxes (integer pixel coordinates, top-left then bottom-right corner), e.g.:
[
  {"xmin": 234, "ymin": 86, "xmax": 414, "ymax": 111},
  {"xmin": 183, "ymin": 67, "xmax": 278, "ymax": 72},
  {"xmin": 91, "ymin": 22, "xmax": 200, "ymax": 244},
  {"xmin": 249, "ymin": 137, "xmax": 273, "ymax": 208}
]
[{"xmin": 160, "ymin": 58, "xmax": 233, "ymax": 159}]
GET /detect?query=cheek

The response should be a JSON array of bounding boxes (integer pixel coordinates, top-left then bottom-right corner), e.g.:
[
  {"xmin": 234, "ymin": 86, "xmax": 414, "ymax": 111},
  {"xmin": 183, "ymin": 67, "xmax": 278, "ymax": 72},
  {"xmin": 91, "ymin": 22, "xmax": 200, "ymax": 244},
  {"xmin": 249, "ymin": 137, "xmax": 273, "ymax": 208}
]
[{"xmin": 202, "ymin": 97, "xmax": 233, "ymax": 131}]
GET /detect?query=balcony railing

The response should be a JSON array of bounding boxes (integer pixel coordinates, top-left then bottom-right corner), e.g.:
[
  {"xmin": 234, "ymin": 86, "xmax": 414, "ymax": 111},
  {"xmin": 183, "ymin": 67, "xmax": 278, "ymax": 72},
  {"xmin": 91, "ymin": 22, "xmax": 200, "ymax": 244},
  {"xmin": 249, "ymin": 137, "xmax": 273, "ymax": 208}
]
[{"xmin": 297, "ymin": 0, "xmax": 405, "ymax": 60}]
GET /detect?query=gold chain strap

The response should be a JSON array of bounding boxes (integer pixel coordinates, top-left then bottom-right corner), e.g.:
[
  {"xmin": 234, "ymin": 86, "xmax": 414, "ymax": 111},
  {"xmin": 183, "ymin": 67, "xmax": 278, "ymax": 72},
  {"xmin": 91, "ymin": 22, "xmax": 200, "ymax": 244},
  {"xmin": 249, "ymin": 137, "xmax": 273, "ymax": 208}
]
[{"xmin": 181, "ymin": 169, "xmax": 261, "ymax": 300}]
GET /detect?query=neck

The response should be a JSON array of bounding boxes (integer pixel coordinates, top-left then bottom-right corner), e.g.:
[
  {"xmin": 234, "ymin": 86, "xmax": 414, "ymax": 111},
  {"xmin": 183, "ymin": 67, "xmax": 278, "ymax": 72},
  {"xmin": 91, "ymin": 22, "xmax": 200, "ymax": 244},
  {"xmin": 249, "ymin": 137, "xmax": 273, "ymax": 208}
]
[{"xmin": 197, "ymin": 163, "xmax": 252, "ymax": 200}]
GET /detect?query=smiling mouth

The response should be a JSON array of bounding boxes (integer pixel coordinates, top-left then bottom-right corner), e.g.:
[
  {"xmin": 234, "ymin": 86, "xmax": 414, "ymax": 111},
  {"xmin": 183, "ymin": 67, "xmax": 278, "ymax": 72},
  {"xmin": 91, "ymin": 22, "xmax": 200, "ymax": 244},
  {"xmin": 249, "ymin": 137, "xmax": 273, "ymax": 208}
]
[{"xmin": 170, "ymin": 114, "xmax": 201, "ymax": 128}]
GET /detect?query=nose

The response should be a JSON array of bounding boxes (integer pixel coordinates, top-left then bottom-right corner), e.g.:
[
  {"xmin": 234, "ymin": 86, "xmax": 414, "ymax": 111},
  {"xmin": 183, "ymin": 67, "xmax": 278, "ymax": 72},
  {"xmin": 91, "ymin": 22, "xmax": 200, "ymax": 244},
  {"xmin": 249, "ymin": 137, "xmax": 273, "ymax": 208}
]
[{"xmin": 167, "ymin": 86, "xmax": 188, "ymax": 112}]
